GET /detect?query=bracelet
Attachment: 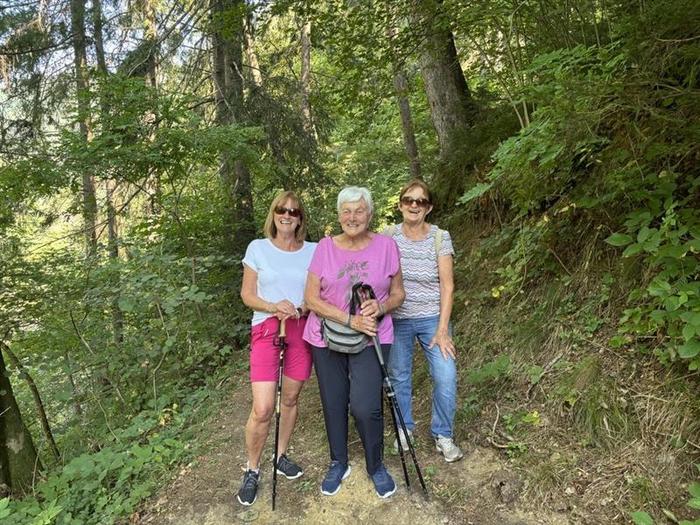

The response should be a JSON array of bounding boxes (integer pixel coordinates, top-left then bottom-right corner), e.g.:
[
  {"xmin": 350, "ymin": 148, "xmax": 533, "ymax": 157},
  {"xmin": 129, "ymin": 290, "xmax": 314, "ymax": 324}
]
[{"xmin": 346, "ymin": 313, "xmax": 352, "ymax": 327}]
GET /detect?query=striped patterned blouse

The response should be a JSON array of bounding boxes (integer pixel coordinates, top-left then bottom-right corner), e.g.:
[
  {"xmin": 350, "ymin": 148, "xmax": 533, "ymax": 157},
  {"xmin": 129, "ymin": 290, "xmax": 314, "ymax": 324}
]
[{"xmin": 388, "ymin": 224, "xmax": 454, "ymax": 319}]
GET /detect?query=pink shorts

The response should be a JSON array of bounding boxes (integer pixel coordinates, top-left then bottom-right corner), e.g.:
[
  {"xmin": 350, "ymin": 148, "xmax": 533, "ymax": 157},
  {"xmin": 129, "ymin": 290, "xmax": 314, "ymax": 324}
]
[{"xmin": 249, "ymin": 316, "xmax": 312, "ymax": 382}]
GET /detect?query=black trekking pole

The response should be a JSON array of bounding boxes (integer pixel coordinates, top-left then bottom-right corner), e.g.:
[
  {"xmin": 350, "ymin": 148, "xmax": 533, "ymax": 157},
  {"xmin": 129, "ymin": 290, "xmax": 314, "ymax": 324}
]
[
  {"xmin": 271, "ymin": 318, "xmax": 288, "ymax": 510},
  {"xmin": 354, "ymin": 284, "xmax": 429, "ymax": 498}
]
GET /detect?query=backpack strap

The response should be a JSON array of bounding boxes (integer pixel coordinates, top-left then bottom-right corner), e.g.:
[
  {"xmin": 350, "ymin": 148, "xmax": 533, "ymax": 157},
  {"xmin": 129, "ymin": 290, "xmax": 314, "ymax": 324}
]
[
  {"xmin": 434, "ymin": 227, "xmax": 444, "ymax": 258},
  {"xmin": 383, "ymin": 224, "xmax": 398, "ymax": 237}
]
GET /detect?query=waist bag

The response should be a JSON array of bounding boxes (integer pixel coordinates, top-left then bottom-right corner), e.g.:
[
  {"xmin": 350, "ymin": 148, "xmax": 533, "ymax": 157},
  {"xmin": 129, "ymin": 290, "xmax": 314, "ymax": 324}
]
[
  {"xmin": 321, "ymin": 282, "xmax": 373, "ymax": 354},
  {"xmin": 321, "ymin": 318, "xmax": 367, "ymax": 354}
]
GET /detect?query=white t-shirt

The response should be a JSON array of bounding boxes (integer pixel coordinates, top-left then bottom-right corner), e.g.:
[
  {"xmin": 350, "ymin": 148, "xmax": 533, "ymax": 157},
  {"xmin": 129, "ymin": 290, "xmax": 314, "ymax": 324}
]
[{"xmin": 242, "ymin": 238, "xmax": 317, "ymax": 326}]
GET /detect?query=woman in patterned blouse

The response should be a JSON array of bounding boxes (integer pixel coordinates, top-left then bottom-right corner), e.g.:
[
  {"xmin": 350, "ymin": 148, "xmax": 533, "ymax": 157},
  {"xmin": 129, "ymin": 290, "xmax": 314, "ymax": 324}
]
[{"xmin": 385, "ymin": 179, "xmax": 464, "ymax": 463}]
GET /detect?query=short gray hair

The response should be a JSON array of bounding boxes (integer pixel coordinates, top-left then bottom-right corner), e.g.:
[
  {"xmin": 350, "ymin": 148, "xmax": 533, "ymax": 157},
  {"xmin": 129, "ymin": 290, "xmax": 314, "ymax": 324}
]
[{"xmin": 337, "ymin": 186, "xmax": 374, "ymax": 215}]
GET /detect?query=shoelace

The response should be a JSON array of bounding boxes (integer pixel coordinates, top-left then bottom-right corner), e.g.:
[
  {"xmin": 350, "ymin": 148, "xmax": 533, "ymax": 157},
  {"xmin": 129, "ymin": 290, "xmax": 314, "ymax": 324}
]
[
  {"xmin": 326, "ymin": 462, "xmax": 343, "ymax": 479},
  {"xmin": 242, "ymin": 472, "xmax": 257, "ymax": 489}
]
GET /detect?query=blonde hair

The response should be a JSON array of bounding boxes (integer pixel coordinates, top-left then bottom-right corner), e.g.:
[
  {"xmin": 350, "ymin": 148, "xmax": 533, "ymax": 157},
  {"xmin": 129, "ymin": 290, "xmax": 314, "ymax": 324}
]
[{"xmin": 263, "ymin": 190, "xmax": 307, "ymax": 243}]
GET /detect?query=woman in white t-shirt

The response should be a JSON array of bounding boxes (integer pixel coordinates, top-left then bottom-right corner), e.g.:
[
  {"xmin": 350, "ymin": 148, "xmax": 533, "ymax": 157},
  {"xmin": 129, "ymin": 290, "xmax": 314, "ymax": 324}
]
[{"xmin": 236, "ymin": 191, "xmax": 317, "ymax": 506}]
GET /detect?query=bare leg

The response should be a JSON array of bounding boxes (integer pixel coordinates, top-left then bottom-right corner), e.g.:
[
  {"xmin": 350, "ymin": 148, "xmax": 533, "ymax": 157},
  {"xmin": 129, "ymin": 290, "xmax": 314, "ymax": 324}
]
[
  {"xmin": 276, "ymin": 376, "xmax": 304, "ymax": 456},
  {"xmin": 244, "ymin": 381, "xmax": 276, "ymax": 469}
]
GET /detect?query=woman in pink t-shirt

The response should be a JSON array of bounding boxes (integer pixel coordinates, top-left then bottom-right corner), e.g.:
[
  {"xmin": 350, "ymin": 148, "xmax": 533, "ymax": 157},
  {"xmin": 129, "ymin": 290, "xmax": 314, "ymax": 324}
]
[{"xmin": 304, "ymin": 186, "xmax": 405, "ymax": 499}]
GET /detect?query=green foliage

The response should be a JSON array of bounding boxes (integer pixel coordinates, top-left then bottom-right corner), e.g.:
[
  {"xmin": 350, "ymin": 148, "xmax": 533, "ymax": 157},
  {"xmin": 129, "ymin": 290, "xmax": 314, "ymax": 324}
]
[
  {"xmin": 458, "ymin": 0, "xmax": 700, "ymax": 376},
  {"xmin": 608, "ymin": 201, "xmax": 700, "ymax": 370},
  {"xmin": 630, "ymin": 465, "xmax": 700, "ymax": 525},
  {"xmin": 1, "ymin": 398, "xmax": 198, "ymax": 524},
  {"xmin": 466, "ymin": 355, "xmax": 511, "ymax": 386},
  {"xmin": 630, "ymin": 511, "xmax": 655, "ymax": 525},
  {"xmin": 554, "ymin": 356, "xmax": 633, "ymax": 446}
]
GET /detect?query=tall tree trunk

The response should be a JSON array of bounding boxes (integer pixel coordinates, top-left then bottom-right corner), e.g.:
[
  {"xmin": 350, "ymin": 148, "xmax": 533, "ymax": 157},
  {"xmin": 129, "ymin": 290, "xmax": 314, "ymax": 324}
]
[
  {"xmin": 144, "ymin": 0, "xmax": 158, "ymax": 90},
  {"xmin": 143, "ymin": 0, "xmax": 161, "ymax": 215},
  {"xmin": 92, "ymin": 0, "xmax": 124, "ymax": 346},
  {"xmin": 70, "ymin": 0, "xmax": 97, "ymax": 257},
  {"xmin": 414, "ymin": 0, "xmax": 477, "ymax": 160},
  {"xmin": 243, "ymin": 12, "xmax": 263, "ymax": 89},
  {"xmin": 393, "ymin": 69, "xmax": 421, "ymax": 179},
  {"xmin": 92, "ymin": 0, "xmax": 107, "ymax": 75},
  {"xmin": 1, "ymin": 342, "xmax": 60, "ymax": 462},
  {"xmin": 0, "ymin": 348, "xmax": 40, "ymax": 494},
  {"xmin": 211, "ymin": 0, "xmax": 255, "ymax": 253},
  {"xmin": 243, "ymin": 13, "xmax": 288, "ymax": 170},
  {"xmin": 106, "ymin": 180, "xmax": 124, "ymax": 344},
  {"xmin": 299, "ymin": 19, "xmax": 317, "ymax": 141},
  {"xmin": 63, "ymin": 350, "xmax": 83, "ymax": 418}
]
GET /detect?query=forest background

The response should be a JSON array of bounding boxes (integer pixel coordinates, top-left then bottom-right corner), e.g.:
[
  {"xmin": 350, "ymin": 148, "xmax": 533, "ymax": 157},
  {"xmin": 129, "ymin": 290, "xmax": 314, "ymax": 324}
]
[{"xmin": 0, "ymin": 0, "xmax": 698, "ymax": 523}]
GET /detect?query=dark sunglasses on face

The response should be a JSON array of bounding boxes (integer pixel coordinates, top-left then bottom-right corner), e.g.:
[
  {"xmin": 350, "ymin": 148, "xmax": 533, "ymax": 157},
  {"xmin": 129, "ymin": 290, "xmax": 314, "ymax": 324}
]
[
  {"xmin": 274, "ymin": 206, "xmax": 302, "ymax": 218},
  {"xmin": 400, "ymin": 196, "xmax": 431, "ymax": 208}
]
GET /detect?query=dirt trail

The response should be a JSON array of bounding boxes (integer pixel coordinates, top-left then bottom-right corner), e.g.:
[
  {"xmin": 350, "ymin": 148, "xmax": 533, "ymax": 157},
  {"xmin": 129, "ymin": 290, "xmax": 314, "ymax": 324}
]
[{"xmin": 140, "ymin": 374, "xmax": 573, "ymax": 525}]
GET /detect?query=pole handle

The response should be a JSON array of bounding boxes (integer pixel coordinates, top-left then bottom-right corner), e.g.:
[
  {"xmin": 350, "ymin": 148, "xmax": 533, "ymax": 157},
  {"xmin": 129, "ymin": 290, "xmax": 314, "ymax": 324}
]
[{"xmin": 279, "ymin": 318, "xmax": 287, "ymax": 338}]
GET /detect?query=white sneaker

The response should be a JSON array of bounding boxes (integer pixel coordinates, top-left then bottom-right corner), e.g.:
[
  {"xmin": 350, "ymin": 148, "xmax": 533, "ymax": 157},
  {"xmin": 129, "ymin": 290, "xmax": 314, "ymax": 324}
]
[
  {"xmin": 435, "ymin": 435, "xmax": 464, "ymax": 462},
  {"xmin": 393, "ymin": 428, "xmax": 413, "ymax": 453}
]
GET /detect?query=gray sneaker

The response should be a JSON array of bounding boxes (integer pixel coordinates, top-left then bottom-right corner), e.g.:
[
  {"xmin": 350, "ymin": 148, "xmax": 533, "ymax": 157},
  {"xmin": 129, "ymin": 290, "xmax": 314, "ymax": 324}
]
[
  {"xmin": 435, "ymin": 435, "xmax": 464, "ymax": 462},
  {"xmin": 393, "ymin": 428, "xmax": 413, "ymax": 453},
  {"xmin": 276, "ymin": 454, "xmax": 303, "ymax": 479}
]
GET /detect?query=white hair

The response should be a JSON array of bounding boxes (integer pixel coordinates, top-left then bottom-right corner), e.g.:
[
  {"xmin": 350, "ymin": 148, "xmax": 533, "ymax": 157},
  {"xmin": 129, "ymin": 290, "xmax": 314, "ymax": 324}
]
[{"xmin": 337, "ymin": 186, "xmax": 374, "ymax": 215}]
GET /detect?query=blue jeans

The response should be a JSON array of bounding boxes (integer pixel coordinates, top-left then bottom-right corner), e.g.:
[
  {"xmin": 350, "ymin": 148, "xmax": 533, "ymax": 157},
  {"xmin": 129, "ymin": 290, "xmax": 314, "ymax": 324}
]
[{"xmin": 388, "ymin": 316, "xmax": 457, "ymax": 438}]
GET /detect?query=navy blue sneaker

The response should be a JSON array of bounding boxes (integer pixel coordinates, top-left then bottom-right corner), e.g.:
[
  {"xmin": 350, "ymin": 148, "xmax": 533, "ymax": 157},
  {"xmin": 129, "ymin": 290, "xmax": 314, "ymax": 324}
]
[
  {"xmin": 371, "ymin": 464, "xmax": 396, "ymax": 498},
  {"xmin": 236, "ymin": 469, "xmax": 259, "ymax": 506},
  {"xmin": 320, "ymin": 461, "xmax": 351, "ymax": 496}
]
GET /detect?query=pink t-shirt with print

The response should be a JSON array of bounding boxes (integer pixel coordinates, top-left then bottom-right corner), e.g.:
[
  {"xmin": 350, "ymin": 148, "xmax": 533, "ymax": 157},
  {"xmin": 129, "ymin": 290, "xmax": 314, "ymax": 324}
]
[{"xmin": 303, "ymin": 234, "xmax": 401, "ymax": 347}]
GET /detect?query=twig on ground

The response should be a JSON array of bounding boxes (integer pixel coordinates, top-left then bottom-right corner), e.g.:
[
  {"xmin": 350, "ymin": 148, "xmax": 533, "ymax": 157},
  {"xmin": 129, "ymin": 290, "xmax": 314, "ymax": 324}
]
[
  {"xmin": 492, "ymin": 403, "xmax": 500, "ymax": 436},
  {"xmin": 548, "ymin": 248, "xmax": 572, "ymax": 275},
  {"xmin": 486, "ymin": 437, "xmax": 510, "ymax": 449},
  {"xmin": 527, "ymin": 352, "xmax": 564, "ymax": 398}
]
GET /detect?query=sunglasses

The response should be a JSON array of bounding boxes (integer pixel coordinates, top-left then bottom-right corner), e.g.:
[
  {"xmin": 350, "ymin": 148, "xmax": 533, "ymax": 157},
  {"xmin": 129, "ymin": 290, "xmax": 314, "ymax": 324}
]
[
  {"xmin": 274, "ymin": 206, "xmax": 302, "ymax": 218},
  {"xmin": 400, "ymin": 196, "xmax": 431, "ymax": 208}
]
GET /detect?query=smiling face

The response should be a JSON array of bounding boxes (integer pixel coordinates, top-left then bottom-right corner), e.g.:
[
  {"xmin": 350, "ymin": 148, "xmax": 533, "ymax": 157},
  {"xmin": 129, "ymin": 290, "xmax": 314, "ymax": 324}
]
[
  {"xmin": 338, "ymin": 198, "xmax": 371, "ymax": 238},
  {"xmin": 399, "ymin": 185, "xmax": 433, "ymax": 226},
  {"xmin": 273, "ymin": 198, "xmax": 302, "ymax": 237}
]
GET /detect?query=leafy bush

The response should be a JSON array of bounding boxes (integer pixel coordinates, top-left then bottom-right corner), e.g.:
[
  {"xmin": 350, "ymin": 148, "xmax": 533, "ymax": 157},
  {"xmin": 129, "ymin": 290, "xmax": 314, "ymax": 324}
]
[{"xmin": 2, "ymin": 402, "xmax": 193, "ymax": 524}]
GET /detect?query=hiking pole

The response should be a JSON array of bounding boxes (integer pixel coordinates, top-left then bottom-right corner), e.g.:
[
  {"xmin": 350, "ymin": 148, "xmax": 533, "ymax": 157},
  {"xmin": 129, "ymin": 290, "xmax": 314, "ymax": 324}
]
[
  {"xmin": 355, "ymin": 284, "xmax": 429, "ymax": 497},
  {"xmin": 271, "ymin": 318, "xmax": 288, "ymax": 511}
]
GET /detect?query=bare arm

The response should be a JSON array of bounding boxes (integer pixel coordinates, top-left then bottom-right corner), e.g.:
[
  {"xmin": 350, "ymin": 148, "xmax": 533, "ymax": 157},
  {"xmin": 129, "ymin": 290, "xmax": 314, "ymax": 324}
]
[
  {"xmin": 240, "ymin": 264, "xmax": 297, "ymax": 319},
  {"xmin": 430, "ymin": 254, "xmax": 456, "ymax": 359}
]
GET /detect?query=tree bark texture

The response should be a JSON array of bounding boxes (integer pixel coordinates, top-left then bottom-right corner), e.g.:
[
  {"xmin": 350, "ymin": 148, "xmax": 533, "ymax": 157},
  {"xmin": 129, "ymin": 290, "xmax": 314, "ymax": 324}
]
[
  {"xmin": 414, "ymin": 0, "xmax": 477, "ymax": 160},
  {"xmin": 243, "ymin": 12, "xmax": 263, "ymax": 89},
  {"xmin": 1, "ymin": 342, "xmax": 60, "ymax": 462},
  {"xmin": 92, "ymin": 0, "xmax": 108, "ymax": 74},
  {"xmin": 243, "ymin": 15, "xmax": 289, "ymax": 170},
  {"xmin": 0, "ymin": 348, "xmax": 40, "ymax": 494},
  {"xmin": 211, "ymin": 0, "xmax": 255, "ymax": 253},
  {"xmin": 70, "ymin": 0, "xmax": 98, "ymax": 257},
  {"xmin": 143, "ymin": 0, "xmax": 158, "ymax": 90},
  {"xmin": 393, "ymin": 69, "xmax": 421, "ymax": 179}
]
